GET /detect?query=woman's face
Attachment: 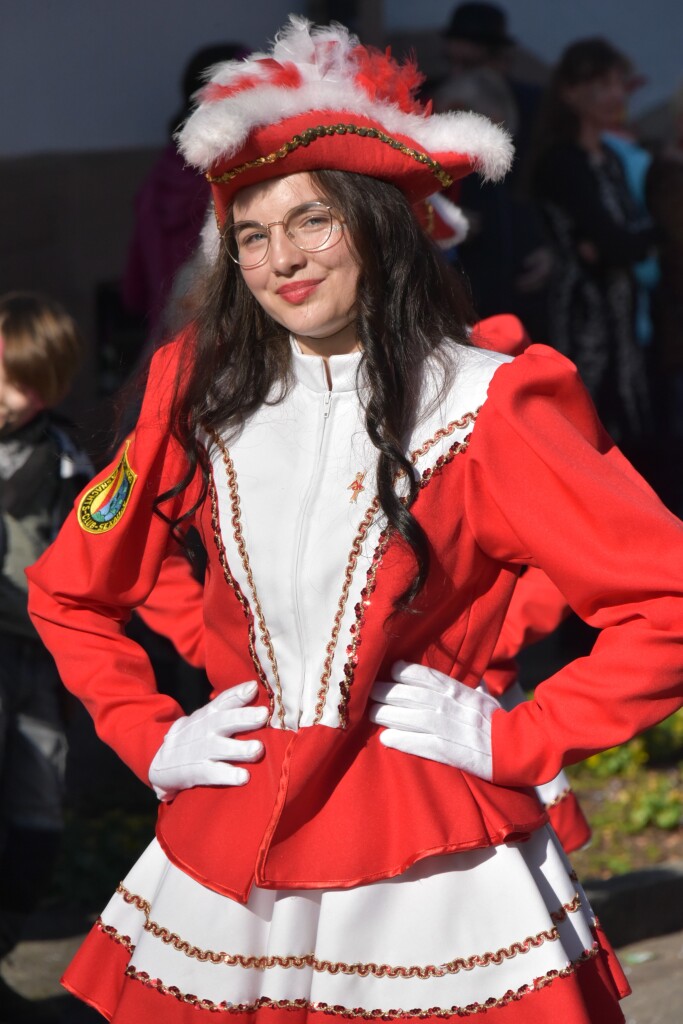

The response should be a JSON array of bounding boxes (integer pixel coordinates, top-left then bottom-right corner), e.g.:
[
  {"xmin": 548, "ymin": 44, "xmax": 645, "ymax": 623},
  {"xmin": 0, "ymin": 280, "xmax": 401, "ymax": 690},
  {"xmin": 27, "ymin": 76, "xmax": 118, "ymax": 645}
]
[
  {"xmin": 231, "ymin": 172, "xmax": 360, "ymax": 357},
  {"xmin": 563, "ymin": 68, "xmax": 629, "ymax": 132}
]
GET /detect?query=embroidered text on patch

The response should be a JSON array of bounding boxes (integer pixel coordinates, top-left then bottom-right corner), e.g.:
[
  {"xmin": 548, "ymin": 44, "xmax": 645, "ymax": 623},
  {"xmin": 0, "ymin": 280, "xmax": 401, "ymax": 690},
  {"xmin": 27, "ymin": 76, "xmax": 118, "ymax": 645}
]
[{"xmin": 78, "ymin": 440, "xmax": 137, "ymax": 534}]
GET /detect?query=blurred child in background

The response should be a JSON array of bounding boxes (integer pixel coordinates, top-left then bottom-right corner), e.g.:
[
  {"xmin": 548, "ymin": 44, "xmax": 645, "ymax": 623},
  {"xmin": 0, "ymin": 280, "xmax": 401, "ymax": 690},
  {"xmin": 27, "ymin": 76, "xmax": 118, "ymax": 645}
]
[{"xmin": 0, "ymin": 292, "xmax": 92, "ymax": 1014}]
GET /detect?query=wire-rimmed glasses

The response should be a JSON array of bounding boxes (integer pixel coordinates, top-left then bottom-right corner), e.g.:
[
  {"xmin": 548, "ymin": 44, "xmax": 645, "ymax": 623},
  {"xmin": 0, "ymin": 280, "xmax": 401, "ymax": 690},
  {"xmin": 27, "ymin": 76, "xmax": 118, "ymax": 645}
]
[{"xmin": 224, "ymin": 202, "xmax": 345, "ymax": 268}]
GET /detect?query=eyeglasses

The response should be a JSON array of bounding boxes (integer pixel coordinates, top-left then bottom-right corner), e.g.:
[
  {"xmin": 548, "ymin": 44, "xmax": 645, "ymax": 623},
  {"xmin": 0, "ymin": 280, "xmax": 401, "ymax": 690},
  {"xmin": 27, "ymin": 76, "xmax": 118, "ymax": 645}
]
[{"xmin": 224, "ymin": 202, "xmax": 346, "ymax": 268}]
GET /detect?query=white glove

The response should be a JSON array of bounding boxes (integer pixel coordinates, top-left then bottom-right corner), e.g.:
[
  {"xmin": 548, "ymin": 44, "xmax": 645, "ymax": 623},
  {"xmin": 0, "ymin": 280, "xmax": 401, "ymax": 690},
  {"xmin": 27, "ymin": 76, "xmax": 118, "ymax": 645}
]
[
  {"xmin": 368, "ymin": 661, "xmax": 499, "ymax": 781},
  {"xmin": 149, "ymin": 681, "xmax": 269, "ymax": 801}
]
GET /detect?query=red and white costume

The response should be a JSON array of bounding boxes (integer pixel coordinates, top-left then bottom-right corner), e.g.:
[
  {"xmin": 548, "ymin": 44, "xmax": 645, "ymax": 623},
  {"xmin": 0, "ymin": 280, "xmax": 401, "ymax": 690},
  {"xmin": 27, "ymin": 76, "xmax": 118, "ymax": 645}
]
[
  {"xmin": 27, "ymin": 330, "xmax": 683, "ymax": 1022},
  {"xmin": 138, "ymin": 316, "xmax": 591, "ymax": 855},
  {"xmin": 24, "ymin": 17, "xmax": 683, "ymax": 1024}
]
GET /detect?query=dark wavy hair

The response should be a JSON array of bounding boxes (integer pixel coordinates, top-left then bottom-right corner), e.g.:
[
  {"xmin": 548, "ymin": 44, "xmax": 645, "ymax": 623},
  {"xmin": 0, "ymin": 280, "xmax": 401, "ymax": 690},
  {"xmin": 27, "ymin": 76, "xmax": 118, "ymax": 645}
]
[
  {"xmin": 159, "ymin": 170, "xmax": 475, "ymax": 608},
  {"xmin": 533, "ymin": 38, "xmax": 633, "ymax": 158}
]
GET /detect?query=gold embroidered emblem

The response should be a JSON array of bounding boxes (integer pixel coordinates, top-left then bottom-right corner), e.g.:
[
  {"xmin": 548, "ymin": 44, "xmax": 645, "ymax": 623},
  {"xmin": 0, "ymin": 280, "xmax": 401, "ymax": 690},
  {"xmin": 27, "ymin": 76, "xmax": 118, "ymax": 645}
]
[
  {"xmin": 77, "ymin": 440, "xmax": 137, "ymax": 534},
  {"xmin": 347, "ymin": 471, "xmax": 366, "ymax": 503}
]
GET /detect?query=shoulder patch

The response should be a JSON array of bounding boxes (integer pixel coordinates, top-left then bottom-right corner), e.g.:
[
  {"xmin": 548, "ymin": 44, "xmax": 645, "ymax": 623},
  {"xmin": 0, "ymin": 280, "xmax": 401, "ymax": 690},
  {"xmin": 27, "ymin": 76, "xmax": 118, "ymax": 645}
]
[{"xmin": 77, "ymin": 440, "xmax": 137, "ymax": 534}]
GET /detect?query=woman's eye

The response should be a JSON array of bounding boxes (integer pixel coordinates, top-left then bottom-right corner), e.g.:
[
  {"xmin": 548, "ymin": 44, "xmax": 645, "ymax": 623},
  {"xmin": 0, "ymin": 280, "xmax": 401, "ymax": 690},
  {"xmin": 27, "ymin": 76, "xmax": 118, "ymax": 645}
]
[
  {"xmin": 297, "ymin": 214, "xmax": 331, "ymax": 233},
  {"xmin": 240, "ymin": 230, "xmax": 268, "ymax": 249}
]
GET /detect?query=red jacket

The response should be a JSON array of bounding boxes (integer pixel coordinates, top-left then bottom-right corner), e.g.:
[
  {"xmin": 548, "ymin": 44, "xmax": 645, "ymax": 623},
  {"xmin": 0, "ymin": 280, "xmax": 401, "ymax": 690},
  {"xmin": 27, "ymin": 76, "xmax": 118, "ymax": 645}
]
[{"xmin": 27, "ymin": 334, "xmax": 683, "ymax": 901}]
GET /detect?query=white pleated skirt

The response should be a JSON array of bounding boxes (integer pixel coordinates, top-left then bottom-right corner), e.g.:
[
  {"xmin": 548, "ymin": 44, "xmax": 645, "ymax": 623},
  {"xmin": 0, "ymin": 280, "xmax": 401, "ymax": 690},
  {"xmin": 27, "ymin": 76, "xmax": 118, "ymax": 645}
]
[{"xmin": 63, "ymin": 825, "xmax": 627, "ymax": 1022}]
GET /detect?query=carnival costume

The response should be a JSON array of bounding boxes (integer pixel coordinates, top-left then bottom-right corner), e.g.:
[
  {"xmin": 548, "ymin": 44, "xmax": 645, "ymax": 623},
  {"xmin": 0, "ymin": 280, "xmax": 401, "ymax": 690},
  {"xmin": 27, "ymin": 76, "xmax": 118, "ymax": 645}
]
[{"xmin": 27, "ymin": 17, "xmax": 683, "ymax": 1023}]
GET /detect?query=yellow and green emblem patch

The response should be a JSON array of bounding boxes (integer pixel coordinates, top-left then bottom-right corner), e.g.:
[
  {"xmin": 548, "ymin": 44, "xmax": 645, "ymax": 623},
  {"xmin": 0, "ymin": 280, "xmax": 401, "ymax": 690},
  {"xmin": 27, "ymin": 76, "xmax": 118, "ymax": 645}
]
[{"xmin": 78, "ymin": 440, "xmax": 137, "ymax": 534}]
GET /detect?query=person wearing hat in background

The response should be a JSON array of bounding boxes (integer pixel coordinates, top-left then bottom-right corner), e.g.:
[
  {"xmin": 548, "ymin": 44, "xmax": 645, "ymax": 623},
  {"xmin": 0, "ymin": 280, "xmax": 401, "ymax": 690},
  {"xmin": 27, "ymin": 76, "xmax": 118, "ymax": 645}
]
[
  {"xmin": 25, "ymin": 16, "xmax": 683, "ymax": 1022},
  {"xmin": 442, "ymin": 2, "xmax": 544, "ymax": 181}
]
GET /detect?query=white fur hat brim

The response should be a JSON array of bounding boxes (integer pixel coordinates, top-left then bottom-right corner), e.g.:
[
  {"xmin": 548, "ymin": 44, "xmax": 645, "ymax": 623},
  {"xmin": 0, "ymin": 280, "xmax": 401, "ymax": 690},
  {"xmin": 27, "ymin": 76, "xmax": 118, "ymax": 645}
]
[{"xmin": 178, "ymin": 16, "xmax": 513, "ymax": 218}]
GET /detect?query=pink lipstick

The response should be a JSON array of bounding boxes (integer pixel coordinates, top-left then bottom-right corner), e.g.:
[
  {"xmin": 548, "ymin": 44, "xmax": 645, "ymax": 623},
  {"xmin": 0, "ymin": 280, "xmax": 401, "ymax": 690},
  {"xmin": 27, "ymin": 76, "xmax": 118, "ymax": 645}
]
[{"xmin": 276, "ymin": 279, "xmax": 322, "ymax": 304}]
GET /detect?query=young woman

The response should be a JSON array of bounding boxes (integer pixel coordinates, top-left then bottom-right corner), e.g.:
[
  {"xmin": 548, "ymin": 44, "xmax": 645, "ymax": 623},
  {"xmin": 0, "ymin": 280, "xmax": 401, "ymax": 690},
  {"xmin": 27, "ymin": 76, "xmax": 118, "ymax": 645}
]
[{"xmin": 27, "ymin": 18, "xmax": 683, "ymax": 1023}]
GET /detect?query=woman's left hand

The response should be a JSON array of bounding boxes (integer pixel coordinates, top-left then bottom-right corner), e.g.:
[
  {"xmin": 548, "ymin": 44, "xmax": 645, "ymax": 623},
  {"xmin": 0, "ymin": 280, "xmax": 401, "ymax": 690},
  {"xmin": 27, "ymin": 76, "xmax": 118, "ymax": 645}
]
[{"xmin": 368, "ymin": 661, "xmax": 500, "ymax": 781}]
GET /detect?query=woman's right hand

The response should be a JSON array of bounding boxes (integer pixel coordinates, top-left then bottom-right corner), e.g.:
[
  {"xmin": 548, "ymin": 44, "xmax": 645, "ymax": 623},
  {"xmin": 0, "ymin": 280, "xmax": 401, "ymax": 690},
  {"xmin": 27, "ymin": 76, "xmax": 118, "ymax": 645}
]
[{"xmin": 148, "ymin": 681, "xmax": 268, "ymax": 801}]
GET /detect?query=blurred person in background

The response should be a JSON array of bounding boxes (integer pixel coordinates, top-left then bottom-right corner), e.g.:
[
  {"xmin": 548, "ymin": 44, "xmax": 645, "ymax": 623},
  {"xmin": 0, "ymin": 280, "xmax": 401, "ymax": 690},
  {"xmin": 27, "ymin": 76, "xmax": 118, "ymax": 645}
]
[
  {"xmin": 121, "ymin": 42, "xmax": 249, "ymax": 341},
  {"xmin": 442, "ymin": 2, "xmax": 544, "ymax": 181},
  {"xmin": 602, "ymin": 125, "xmax": 659, "ymax": 353},
  {"xmin": 0, "ymin": 293, "xmax": 92, "ymax": 1019},
  {"xmin": 531, "ymin": 39, "xmax": 657, "ymax": 451},
  {"xmin": 433, "ymin": 68, "xmax": 553, "ymax": 340},
  {"xmin": 646, "ymin": 82, "xmax": 683, "ymax": 464}
]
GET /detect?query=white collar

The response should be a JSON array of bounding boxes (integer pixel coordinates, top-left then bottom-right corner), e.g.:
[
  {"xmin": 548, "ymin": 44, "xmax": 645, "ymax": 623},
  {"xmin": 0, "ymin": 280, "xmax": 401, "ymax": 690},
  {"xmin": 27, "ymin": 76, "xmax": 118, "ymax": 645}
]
[{"xmin": 289, "ymin": 337, "xmax": 364, "ymax": 394}]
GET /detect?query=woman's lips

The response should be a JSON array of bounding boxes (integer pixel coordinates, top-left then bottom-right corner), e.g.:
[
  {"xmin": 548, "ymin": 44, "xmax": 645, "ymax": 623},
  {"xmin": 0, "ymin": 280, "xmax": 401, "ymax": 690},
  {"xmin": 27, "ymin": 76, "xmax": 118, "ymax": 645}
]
[{"xmin": 276, "ymin": 279, "xmax": 322, "ymax": 304}]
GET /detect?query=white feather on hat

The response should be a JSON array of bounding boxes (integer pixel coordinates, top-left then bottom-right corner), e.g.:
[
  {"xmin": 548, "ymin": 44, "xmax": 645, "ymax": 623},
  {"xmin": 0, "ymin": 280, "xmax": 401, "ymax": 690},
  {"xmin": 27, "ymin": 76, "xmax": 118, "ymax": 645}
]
[{"xmin": 178, "ymin": 16, "xmax": 513, "ymax": 184}]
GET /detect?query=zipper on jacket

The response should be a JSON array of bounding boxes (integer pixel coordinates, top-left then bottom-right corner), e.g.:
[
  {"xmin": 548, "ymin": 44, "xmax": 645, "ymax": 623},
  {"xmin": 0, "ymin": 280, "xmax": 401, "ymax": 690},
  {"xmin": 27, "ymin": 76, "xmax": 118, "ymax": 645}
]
[{"xmin": 290, "ymin": 389, "xmax": 332, "ymax": 727}]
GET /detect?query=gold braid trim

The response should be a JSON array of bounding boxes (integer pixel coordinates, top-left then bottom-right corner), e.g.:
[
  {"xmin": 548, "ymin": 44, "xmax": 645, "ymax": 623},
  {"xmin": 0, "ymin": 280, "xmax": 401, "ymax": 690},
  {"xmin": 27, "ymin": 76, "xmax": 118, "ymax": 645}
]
[
  {"xmin": 207, "ymin": 124, "xmax": 453, "ymax": 190},
  {"xmin": 334, "ymin": 410, "xmax": 479, "ymax": 726},
  {"xmin": 97, "ymin": 918, "xmax": 134, "ymax": 954},
  {"xmin": 313, "ymin": 497, "xmax": 381, "ymax": 726},
  {"xmin": 551, "ymin": 894, "xmax": 582, "ymax": 922},
  {"xmin": 409, "ymin": 409, "xmax": 480, "ymax": 462},
  {"xmin": 122, "ymin": 945, "xmax": 601, "ymax": 1016},
  {"xmin": 543, "ymin": 787, "xmax": 572, "ymax": 810},
  {"xmin": 210, "ymin": 433, "xmax": 286, "ymax": 728},
  {"xmin": 208, "ymin": 468, "xmax": 276, "ymax": 721},
  {"xmin": 336, "ymin": 525, "xmax": 392, "ymax": 728},
  {"xmin": 113, "ymin": 884, "xmax": 582, "ymax": 980},
  {"xmin": 207, "ymin": 406, "xmax": 479, "ymax": 728}
]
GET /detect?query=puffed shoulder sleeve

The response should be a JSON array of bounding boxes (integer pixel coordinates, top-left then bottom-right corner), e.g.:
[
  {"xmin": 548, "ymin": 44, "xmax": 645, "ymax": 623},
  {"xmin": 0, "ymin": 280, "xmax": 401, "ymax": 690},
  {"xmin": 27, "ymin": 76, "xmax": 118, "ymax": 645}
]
[
  {"xmin": 464, "ymin": 343, "xmax": 683, "ymax": 786},
  {"xmin": 26, "ymin": 335, "xmax": 203, "ymax": 784}
]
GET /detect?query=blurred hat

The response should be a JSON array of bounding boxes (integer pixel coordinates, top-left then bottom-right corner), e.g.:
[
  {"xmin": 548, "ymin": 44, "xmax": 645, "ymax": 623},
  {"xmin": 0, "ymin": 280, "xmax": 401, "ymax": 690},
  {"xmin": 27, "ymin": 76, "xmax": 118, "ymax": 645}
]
[
  {"xmin": 178, "ymin": 15, "xmax": 513, "ymax": 227},
  {"xmin": 443, "ymin": 3, "xmax": 514, "ymax": 48}
]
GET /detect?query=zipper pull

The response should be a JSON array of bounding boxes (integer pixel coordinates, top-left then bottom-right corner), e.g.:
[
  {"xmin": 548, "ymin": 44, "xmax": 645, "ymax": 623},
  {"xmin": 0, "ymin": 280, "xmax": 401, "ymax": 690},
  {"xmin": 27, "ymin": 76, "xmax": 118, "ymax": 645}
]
[{"xmin": 323, "ymin": 391, "xmax": 332, "ymax": 418}]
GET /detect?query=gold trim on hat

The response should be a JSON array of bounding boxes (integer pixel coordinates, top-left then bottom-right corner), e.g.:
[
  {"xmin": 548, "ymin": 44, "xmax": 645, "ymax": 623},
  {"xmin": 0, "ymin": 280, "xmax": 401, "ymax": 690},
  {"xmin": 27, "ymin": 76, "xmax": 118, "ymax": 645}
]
[{"xmin": 206, "ymin": 123, "xmax": 454, "ymax": 189}]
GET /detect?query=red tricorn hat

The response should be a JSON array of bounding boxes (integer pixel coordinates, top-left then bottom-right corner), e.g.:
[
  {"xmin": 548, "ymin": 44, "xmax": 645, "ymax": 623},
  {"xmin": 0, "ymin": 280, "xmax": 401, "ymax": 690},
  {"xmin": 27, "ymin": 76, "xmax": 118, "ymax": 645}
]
[{"xmin": 178, "ymin": 16, "xmax": 513, "ymax": 228}]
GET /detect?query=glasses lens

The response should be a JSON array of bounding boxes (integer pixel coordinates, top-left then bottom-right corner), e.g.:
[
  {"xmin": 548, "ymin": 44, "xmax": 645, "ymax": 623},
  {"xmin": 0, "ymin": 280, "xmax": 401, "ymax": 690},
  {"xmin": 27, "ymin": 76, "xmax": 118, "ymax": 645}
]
[
  {"xmin": 225, "ymin": 223, "xmax": 269, "ymax": 267},
  {"xmin": 285, "ymin": 204, "xmax": 335, "ymax": 251}
]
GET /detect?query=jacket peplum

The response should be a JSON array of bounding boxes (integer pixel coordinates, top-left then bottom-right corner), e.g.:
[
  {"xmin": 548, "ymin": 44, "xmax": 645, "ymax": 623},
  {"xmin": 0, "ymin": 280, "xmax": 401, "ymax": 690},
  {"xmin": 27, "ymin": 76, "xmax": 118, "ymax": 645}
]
[{"xmin": 27, "ymin": 332, "xmax": 683, "ymax": 902}]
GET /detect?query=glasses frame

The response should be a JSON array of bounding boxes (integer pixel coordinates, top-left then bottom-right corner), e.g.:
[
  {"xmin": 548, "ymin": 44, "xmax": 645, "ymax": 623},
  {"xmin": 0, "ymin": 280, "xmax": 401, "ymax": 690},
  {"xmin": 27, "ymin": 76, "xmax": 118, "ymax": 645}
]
[{"xmin": 223, "ymin": 201, "xmax": 346, "ymax": 269}]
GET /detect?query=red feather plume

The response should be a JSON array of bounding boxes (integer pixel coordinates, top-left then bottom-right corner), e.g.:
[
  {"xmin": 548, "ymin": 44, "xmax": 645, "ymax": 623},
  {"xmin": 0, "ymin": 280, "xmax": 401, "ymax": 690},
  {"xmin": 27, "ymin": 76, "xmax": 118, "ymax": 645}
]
[{"xmin": 351, "ymin": 45, "xmax": 426, "ymax": 116}]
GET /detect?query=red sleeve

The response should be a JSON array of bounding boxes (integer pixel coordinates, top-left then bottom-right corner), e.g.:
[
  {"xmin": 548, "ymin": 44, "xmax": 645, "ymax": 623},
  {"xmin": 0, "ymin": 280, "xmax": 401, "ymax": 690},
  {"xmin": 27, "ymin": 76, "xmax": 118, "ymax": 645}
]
[
  {"xmin": 136, "ymin": 549, "xmax": 206, "ymax": 669},
  {"xmin": 465, "ymin": 343, "xmax": 683, "ymax": 786},
  {"xmin": 485, "ymin": 567, "xmax": 571, "ymax": 697},
  {"xmin": 26, "ymin": 336, "xmax": 203, "ymax": 785}
]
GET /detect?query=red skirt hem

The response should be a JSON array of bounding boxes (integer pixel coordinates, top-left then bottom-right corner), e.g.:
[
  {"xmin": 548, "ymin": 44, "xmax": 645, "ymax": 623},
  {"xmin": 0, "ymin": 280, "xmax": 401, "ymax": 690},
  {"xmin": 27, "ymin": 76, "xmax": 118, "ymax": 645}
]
[{"xmin": 62, "ymin": 922, "xmax": 627, "ymax": 1024}]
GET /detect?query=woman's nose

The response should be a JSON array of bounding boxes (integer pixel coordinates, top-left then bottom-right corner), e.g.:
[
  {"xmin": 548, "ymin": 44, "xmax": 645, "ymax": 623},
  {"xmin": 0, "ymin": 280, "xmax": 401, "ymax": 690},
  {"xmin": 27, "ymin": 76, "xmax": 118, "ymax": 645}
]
[{"xmin": 268, "ymin": 226, "xmax": 306, "ymax": 272}]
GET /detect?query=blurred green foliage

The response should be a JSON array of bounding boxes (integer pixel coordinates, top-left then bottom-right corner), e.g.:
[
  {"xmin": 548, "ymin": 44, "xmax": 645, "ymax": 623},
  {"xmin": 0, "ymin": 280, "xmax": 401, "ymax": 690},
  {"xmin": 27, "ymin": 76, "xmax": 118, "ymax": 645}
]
[{"xmin": 569, "ymin": 710, "xmax": 683, "ymax": 879}]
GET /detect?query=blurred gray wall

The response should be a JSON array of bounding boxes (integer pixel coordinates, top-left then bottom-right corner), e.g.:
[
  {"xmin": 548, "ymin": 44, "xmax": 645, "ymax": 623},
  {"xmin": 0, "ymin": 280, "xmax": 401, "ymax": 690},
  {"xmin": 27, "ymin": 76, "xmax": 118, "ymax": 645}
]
[{"xmin": 1, "ymin": 0, "xmax": 301, "ymax": 157}]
